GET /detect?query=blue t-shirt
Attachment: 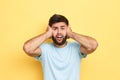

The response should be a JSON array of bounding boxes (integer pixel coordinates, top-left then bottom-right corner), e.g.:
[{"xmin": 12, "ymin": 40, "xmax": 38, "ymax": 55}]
[{"xmin": 35, "ymin": 42, "xmax": 87, "ymax": 80}]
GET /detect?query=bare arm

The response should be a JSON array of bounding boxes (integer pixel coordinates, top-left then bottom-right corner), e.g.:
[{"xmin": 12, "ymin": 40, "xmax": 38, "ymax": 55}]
[
  {"xmin": 67, "ymin": 27, "xmax": 98, "ymax": 54},
  {"xmin": 23, "ymin": 26, "xmax": 52, "ymax": 57}
]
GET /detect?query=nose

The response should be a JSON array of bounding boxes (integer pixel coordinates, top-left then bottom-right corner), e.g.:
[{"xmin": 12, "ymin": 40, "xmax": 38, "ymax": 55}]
[{"xmin": 58, "ymin": 28, "xmax": 61, "ymax": 33}]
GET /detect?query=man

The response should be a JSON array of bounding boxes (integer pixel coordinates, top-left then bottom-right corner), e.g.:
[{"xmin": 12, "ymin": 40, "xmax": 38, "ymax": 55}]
[{"xmin": 23, "ymin": 14, "xmax": 98, "ymax": 80}]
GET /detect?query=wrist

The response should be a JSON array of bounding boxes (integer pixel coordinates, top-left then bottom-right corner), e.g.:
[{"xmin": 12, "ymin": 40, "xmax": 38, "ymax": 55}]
[
  {"xmin": 45, "ymin": 31, "xmax": 52, "ymax": 38},
  {"xmin": 67, "ymin": 31, "xmax": 74, "ymax": 38}
]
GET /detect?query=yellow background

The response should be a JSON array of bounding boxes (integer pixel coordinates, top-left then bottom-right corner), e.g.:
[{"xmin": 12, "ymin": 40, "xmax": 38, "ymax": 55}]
[{"xmin": 0, "ymin": 0, "xmax": 120, "ymax": 80}]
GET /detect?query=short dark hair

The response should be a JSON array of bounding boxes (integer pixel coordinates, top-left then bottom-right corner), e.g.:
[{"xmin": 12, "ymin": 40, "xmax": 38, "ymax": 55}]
[{"xmin": 49, "ymin": 14, "xmax": 69, "ymax": 27}]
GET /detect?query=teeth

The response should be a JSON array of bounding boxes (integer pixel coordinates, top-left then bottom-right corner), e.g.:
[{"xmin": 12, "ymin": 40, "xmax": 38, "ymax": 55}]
[
  {"xmin": 58, "ymin": 36, "xmax": 62, "ymax": 37},
  {"xmin": 57, "ymin": 35, "xmax": 62, "ymax": 38},
  {"xmin": 58, "ymin": 37, "xmax": 62, "ymax": 38}
]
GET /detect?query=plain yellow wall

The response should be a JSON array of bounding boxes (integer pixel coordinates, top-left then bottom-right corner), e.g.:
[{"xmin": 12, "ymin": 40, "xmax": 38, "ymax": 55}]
[{"xmin": 0, "ymin": 0, "xmax": 120, "ymax": 80}]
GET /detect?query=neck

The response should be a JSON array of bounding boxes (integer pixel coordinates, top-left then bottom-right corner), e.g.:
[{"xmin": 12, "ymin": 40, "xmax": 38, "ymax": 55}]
[{"xmin": 54, "ymin": 42, "xmax": 67, "ymax": 48}]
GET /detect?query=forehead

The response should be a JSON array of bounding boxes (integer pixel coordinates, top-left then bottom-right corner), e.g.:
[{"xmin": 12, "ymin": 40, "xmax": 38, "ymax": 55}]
[{"xmin": 52, "ymin": 22, "xmax": 67, "ymax": 28}]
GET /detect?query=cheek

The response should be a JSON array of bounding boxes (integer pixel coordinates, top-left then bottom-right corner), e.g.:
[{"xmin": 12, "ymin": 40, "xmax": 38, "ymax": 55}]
[
  {"xmin": 52, "ymin": 31, "xmax": 57, "ymax": 37},
  {"xmin": 62, "ymin": 30, "xmax": 67, "ymax": 36}
]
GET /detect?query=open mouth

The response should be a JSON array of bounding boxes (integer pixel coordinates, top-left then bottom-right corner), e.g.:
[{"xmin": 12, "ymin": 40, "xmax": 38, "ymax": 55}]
[
  {"xmin": 56, "ymin": 35, "xmax": 63, "ymax": 41},
  {"xmin": 57, "ymin": 35, "xmax": 62, "ymax": 38}
]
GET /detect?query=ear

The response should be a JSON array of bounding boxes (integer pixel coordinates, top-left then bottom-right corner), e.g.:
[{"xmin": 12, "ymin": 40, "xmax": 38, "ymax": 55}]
[{"xmin": 68, "ymin": 24, "xmax": 70, "ymax": 27}]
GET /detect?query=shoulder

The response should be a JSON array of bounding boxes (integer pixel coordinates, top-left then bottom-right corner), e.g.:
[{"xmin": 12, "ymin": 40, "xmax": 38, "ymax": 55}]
[
  {"xmin": 68, "ymin": 41, "xmax": 80, "ymax": 47},
  {"xmin": 40, "ymin": 43, "xmax": 54, "ymax": 50},
  {"xmin": 40, "ymin": 42, "xmax": 53, "ymax": 47}
]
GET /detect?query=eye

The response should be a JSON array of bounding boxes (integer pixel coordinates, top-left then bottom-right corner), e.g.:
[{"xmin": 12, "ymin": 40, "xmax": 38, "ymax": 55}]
[
  {"xmin": 61, "ymin": 27, "xmax": 65, "ymax": 30},
  {"xmin": 53, "ymin": 27, "xmax": 57, "ymax": 30}
]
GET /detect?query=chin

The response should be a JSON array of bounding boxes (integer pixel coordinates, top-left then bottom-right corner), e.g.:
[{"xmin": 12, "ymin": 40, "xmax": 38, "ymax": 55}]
[{"xmin": 52, "ymin": 36, "xmax": 67, "ymax": 45}]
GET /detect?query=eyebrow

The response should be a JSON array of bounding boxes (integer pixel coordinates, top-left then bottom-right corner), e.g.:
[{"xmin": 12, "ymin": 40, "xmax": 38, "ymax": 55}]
[
  {"xmin": 52, "ymin": 25, "xmax": 65, "ymax": 28},
  {"xmin": 60, "ymin": 26, "xmax": 65, "ymax": 28},
  {"xmin": 52, "ymin": 26, "xmax": 58, "ymax": 28}
]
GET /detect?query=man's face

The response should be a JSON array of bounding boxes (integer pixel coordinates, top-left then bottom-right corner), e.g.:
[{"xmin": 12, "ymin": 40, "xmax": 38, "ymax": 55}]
[{"xmin": 51, "ymin": 22, "xmax": 68, "ymax": 45}]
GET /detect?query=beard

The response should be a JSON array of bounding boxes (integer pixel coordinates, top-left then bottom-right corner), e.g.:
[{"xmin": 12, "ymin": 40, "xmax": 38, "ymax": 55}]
[{"xmin": 52, "ymin": 35, "xmax": 67, "ymax": 45}]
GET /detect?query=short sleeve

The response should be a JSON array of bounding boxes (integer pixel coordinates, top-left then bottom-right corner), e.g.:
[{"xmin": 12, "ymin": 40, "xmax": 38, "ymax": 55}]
[
  {"xmin": 34, "ymin": 43, "xmax": 48, "ymax": 61},
  {"xmin": 73, "ymin": 42, "xmax": 87, "ymax": 59},
  {"xmin": 81, "ymin": 53, "xmax": 87, "ymax": 58}
]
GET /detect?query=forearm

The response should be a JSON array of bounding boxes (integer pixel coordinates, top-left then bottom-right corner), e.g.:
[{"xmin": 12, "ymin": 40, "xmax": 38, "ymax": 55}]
[
  {"xmin": 23, "ymin": 32, "xmax": 50, "ymax": 53},
  {"xmin": 69, "ymin": 32, "xmax": 98, "ymax": 52}
]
